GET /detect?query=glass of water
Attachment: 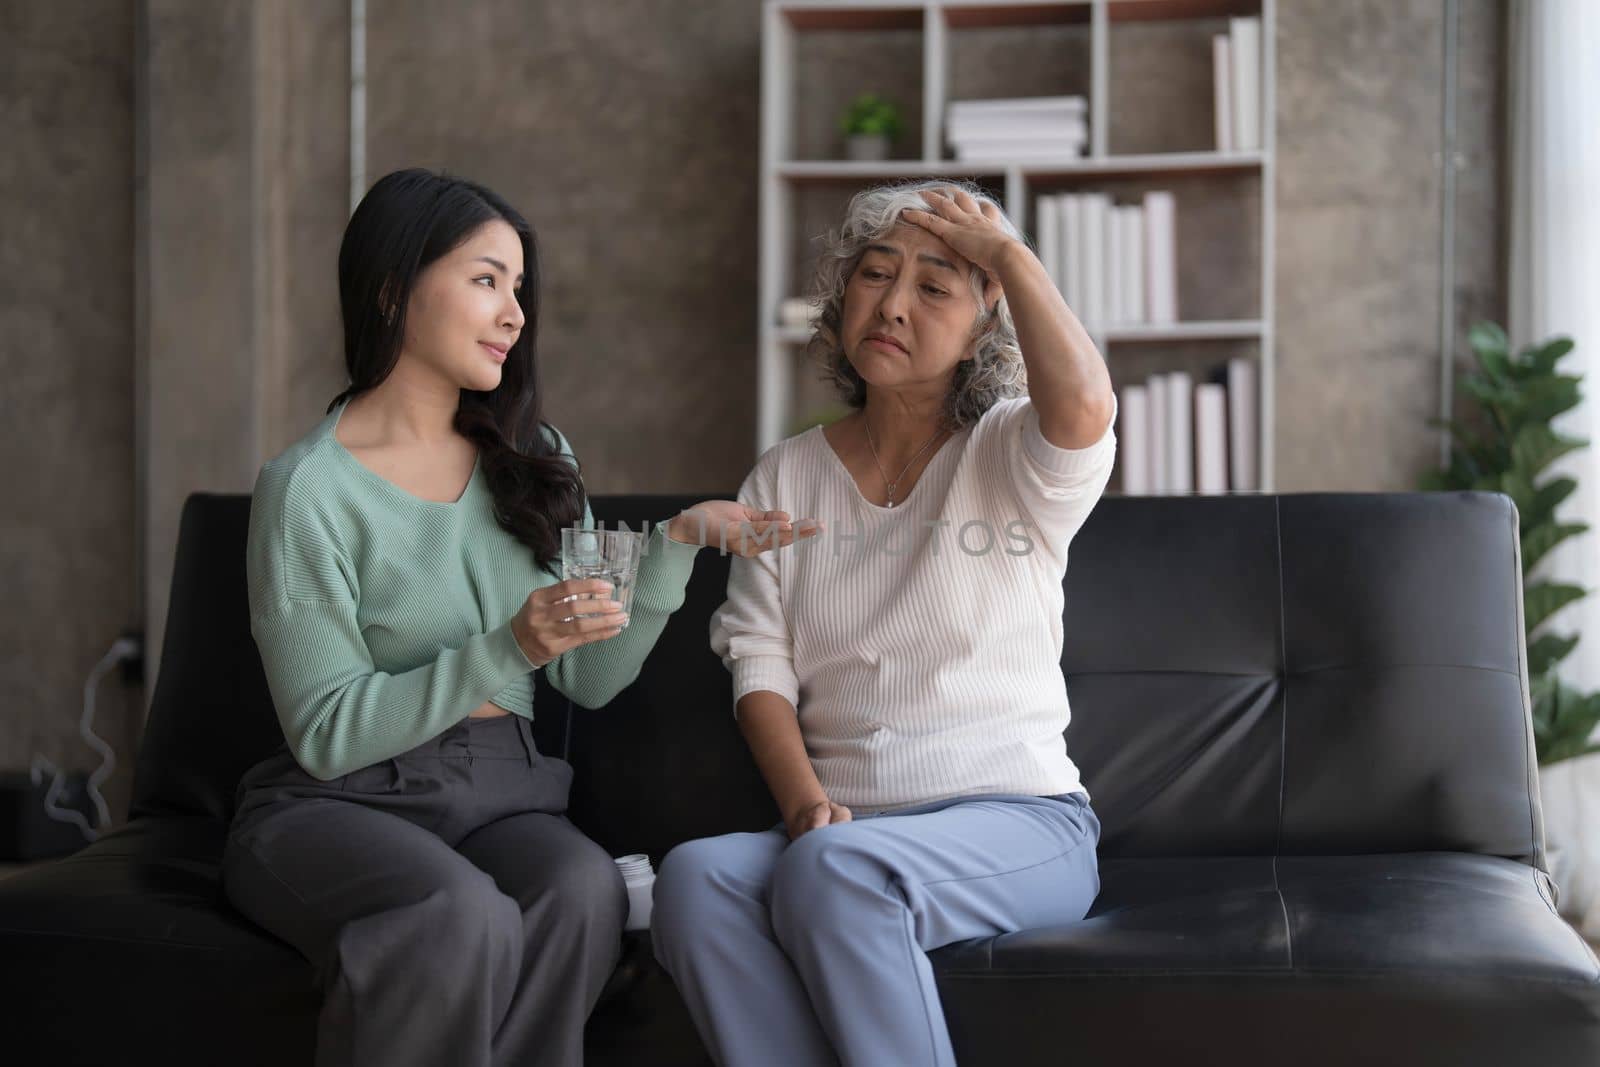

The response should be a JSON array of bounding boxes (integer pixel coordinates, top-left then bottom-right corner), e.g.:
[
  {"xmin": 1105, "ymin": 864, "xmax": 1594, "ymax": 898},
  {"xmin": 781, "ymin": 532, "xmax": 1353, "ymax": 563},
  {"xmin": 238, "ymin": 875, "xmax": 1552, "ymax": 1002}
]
[{"xmin": 560, "ymin": 527, "xmax": 645, "ymax": 629}]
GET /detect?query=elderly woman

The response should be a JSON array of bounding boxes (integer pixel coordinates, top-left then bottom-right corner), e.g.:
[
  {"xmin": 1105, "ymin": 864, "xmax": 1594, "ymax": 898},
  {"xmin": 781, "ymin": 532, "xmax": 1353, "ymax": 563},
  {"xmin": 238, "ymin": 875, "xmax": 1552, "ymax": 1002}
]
[{"xmin": 650, "ymin": 179, "xmax": 1118, "ymax": 1066}]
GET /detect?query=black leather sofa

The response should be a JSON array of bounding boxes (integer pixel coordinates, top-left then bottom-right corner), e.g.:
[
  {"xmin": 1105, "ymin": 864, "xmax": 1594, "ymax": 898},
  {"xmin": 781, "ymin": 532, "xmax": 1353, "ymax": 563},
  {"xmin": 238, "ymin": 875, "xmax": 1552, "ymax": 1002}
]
[{"xmin": 2, "ymin": 489, "xmax": 1597, "ymax": 1065}]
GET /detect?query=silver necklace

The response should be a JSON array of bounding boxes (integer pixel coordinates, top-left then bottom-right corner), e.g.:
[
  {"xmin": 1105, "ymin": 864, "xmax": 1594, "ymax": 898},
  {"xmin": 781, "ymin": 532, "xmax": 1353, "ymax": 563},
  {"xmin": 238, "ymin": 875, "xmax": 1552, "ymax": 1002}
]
[{"xmin": 864, "ymin": 418, "xmax": 948, "ymax": 508}]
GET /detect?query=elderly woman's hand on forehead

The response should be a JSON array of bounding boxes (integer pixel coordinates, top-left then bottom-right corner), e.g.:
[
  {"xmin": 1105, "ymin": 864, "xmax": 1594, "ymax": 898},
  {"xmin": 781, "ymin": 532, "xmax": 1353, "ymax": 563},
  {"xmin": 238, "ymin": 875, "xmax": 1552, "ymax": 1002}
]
[{"xmin": 901, "ymin": 186, "xmax": 1021, "ymax": 311}]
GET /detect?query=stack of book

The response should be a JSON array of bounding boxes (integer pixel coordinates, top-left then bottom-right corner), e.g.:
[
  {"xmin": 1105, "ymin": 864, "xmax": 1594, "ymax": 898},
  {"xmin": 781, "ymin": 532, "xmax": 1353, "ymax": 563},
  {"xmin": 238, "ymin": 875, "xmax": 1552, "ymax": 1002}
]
[
  {"xmin": 945, "ymin": 96, "xmax": 1088, "ymax": 161},
  {"xmin": 1034, "ymin": 189, "xmax": 1178, "ymax": 331},
  {"xmin": 1116, "ymin": 360, "xmax": 1259, "ymax": 496},
  {"xmin": 1213, "ymin": 15, "xmax": 1262, "ymax": 152}
]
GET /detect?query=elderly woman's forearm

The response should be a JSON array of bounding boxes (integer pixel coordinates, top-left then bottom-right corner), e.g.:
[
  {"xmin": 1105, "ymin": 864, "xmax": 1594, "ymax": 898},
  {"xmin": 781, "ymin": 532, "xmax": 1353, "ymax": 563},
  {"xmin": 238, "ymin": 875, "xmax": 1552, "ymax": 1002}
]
[
  {"xmin": 736, "ymin": 691, "xmax": 828, "ymax": 819},
  {"xmin": 994, "ymin": 239, "xmax": 1115, "ymax": 448}
]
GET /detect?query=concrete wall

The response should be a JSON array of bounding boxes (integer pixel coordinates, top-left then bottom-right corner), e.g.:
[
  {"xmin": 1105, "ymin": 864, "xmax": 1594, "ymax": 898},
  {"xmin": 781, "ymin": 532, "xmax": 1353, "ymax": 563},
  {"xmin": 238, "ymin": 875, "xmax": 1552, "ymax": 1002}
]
[
  {"xmin": 1276, "ymin": 0, "xmax": 1506, "ymax": 489},
  {"xmin": 137, "ymin": 0, "xmax": 351, "ymax": 819},
  {"xmin": 363, "ymin": 0, "xmax": 762, "ymax": 494},
  {"xmin": 1, "ymin": 1, "xmax": 140, "ymax": 826},
  {"xmin": 0, "ymin": 0, "xmax": 1509, "ymax": 829}
]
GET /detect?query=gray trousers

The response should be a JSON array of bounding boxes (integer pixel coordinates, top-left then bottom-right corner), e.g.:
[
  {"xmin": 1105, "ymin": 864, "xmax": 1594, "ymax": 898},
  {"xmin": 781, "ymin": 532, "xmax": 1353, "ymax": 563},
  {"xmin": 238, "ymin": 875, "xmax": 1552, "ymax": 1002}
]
[
  {"xmin": 222, "ymin": 714, "xmax": 628, "ymax": 1067},
  {"xmin": 651, "ymin": 791, "xmax": 1102, "ymax": 1067}
]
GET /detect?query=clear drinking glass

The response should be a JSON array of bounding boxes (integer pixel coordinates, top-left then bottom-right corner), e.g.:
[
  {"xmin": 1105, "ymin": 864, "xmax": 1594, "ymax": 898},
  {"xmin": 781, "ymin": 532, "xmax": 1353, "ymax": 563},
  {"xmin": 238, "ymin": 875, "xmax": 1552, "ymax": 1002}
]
[{"xmin": 560, "ymin": 527, "xmax": 645, "ymax": 630}]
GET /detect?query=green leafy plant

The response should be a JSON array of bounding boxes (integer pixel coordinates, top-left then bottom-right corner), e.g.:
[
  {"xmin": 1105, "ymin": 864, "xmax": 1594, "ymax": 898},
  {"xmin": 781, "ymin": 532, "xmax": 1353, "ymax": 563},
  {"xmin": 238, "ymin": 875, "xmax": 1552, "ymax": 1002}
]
[
  {"xmin": 838, "ymin": 93, "xmax": 903, "ymax": 140},
  {"xmin": 1421, "ymin": 321, "xmax": 1600, "ymax": 764}
]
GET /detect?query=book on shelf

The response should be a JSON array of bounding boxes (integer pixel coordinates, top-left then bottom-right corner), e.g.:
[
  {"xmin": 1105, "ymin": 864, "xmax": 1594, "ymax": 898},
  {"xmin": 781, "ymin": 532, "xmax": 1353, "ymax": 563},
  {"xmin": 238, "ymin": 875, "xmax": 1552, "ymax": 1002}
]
[
  {"xmin": 948, "ymin": 95, "xmax": 1087, "ymax": 118},
  {"xmin": 954, "ymin": 140, "xmax": 1087, "ymax": 162},
  {"xmin": 1166, "ymin": 371, "xmax": 1193, "ymax": 495},
  {"xmin": 1062, "ymin": 195, "xmax": 1082, "ymax": 317},
  {"xmin": 1081, "ymin": 194, "xmax": 1106, "ymax": 331},
  {"xmin": 946, "ymin": 95, "xmax": 1088, "ymax": 161},
  {"xmin": 1226, "ymin": 355, "xmax": 1259, "ymax": 491},
  {"xmin": 1119, "ymin": 206, "xmax": 1145, "ymax": 330},
  {"xmin": 1105, "ymin": 200, "xmax": 1124, "ymax": 330},
  {"xmin": 1115, "ymin": 359, "xmax": 1259, "ymax": 496},
  {"xmin": 1212, "ymin": 33, "xmax": 1234, "ymax": 152},
  {"xmin": 1032, "ymin": 189, "xmax": 1177, "ymax": 330},
  {"xmin": 1195, "ymin": 383, "xmax": 1228, "ymax": 494},
  {"xmin": 1149, "ymin": 375, "xmax": 1168, "ymax": 492},
  {"xmin": 1120, "ymin": 384, "xmax": 1151, "ymax": 495},
  {"xmin": 1213, "ymin": 16, "xmax": 1261, "ymax": 152},
  {"xmin": 946, "ymin": 118, "xmax": 1087, "ymax": 143},
  {"xmin": 1144, "ymin": 191, "xmax": 1177, "ymax": 325}
]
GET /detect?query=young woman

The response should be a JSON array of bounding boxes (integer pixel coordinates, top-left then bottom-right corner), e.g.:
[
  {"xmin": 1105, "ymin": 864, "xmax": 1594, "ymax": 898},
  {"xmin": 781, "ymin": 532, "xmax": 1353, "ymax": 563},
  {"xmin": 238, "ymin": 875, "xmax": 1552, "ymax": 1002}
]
[
  {"xmin": 651, "ymin": 180, "xmax": 1116, "ymax": 1066},
  {"xmin": 221, "ymin": 167, "xmax": 814, "ymax": 1067}
]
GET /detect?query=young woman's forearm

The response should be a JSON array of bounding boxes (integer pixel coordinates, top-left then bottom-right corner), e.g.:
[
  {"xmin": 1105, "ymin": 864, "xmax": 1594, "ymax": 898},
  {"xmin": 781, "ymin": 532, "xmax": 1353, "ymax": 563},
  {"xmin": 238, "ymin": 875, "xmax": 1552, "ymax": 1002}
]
[{"xmin": 736, "ymin": 691, "xmax": 827, "ymax": 820}]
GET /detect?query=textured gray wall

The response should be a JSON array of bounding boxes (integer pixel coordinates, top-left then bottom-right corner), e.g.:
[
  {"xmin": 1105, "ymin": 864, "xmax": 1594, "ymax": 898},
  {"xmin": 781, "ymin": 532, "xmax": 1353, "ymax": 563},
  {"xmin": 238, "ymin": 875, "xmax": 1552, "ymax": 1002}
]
[
  {"xmin": 1276, "ymin": 0, "xmax": 1505, "ymax": 490},
  {"xmin": 138, "ymin": 0, "xmax": 351, "ymax": 796},
  {"xmin": 364, "ymin": 0, "xmax": 762, "ymax": 494},
  {"xmin": 0, "ymin": 0, "xmax": 1508, "ymax": 829},
  {"xmin": 0, "ymin": 2, "xmax": 140, "ymax": 827}
]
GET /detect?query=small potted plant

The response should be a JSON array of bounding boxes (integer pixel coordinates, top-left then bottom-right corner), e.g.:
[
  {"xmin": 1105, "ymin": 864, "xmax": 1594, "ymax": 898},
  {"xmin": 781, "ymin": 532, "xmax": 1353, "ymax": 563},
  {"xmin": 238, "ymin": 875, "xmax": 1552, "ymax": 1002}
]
[{"xmin": 839, "ymin": 93, "xmax": 902, "ymax": 161}]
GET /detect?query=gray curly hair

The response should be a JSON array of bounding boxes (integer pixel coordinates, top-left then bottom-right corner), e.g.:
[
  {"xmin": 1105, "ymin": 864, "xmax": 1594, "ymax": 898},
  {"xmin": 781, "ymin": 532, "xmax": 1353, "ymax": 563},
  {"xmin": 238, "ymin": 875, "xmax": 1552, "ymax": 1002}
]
[{"xmin": 803, "ymin": 178, "xmax": 1029, "ymax": 429}]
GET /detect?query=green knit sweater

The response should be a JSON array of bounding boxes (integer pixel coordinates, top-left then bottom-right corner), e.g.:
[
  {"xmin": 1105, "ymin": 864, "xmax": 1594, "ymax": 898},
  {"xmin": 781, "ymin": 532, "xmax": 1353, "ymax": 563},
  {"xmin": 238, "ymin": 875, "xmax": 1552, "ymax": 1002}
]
[{"xmin": 245, "ymin": 400, "xmax": 700, "ymax": 780}]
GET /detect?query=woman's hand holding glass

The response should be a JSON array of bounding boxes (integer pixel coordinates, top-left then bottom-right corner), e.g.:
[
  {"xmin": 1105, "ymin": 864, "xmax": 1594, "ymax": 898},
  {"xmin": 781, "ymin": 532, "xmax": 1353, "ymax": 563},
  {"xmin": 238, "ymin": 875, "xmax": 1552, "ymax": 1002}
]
[
  {"xmin": 510, "ymin": 579, "xmax": 627, "ymax": 668},
  {"xmin": 666, "ymin": 500, "xmax": 824, "ymax": 557}
]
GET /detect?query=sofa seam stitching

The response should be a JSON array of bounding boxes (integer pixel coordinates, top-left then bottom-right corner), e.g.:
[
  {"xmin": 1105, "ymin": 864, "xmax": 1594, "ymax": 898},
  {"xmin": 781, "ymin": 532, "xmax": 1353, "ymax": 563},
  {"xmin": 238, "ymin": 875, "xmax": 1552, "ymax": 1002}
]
[
  {"xmin": 1274, "ymin": 497, "xmax": 1294, "ymax": 971},
  {"xmin": 1509, "ymin": 496, "xmax": 1539, "ymax": 871},
  {"xmin": 935, "ymin": 969, "xmax": 1600, "ymax": 987}
]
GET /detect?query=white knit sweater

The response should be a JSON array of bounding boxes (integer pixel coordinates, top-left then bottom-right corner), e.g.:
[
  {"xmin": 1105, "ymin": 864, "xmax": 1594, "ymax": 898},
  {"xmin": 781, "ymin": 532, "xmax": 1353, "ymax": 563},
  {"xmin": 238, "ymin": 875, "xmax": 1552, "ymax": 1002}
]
[{"xmin": 709, "ymin": 392, "xmax": 1118, "ymax": 814}]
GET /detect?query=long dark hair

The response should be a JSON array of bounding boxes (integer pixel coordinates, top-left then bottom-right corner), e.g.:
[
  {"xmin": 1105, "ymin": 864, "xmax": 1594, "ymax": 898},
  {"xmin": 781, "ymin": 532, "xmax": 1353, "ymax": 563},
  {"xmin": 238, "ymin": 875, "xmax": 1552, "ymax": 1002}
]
[{"xmin": 330, "ymin": 167, "xmax": 583, "ymax": 571}]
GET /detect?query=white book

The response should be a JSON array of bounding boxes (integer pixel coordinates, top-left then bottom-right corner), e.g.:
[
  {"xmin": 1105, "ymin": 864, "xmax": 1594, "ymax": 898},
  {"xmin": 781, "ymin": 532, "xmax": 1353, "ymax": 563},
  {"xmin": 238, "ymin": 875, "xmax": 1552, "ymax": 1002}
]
[
  {"xmin": 1149, "ymin": 373, "xmax": 1169, "ymax": 494},
  {"xmin": 1119, "ymin": 385, "xmax": 1151, "ymax": 495},
  {"xmin": 949, "ymin": 130, "xmax": 1087, "ymax": 151},
  {"xmin": 1195, "ymin": 383, "xmax": 1229, "ymax": 495},
  {"xmin": 1106, "ymin": 201, "xmax": 1125, "ymax": 326},
  {"xmin": 1227, "ymin": 357, "xmax": 1259, "ymax": 491},
  {"xmin": 1230, "ymin": 17, "xmax": 1261, "ymax": 151},
  {"xmin": 1036, "ymin": 195, "xmax": 1060, "ymax": 291},
  {"xmin": 1080, "ymin": 194, "xmax": 1109, "ymax": 331},
  {"xmin": 1124, "ymin": 207, "xmax": 1146, "ymax": 325},
  {"xmin": 1098, "ymin": 193, "xmax": 1118, "ymax": 329},
  {"xmin": 947, "ymin": 117, "xmax": 1088, "ymax": 142},
  {"xmin": 1213, "ymin": 34, "xmax": 1234, "ymax": 152},
  {"xmin": 954, "ymin": 142, "xmax": 1087, "ymax": 162},
  {"xmin": 948, "ymin": 95, "xmax": 1087, "ymax": 118},
  {"xmin": 1143, "ymin": 191, "xmax": 1178, "ymax": 324},
  {"xmin": 1061, "ymin": 194, "xmax": 1082, "ymax": 317},
  {"xmin": 1167, "ymin": 370, "xmax": 1194, "ymax": 494}
]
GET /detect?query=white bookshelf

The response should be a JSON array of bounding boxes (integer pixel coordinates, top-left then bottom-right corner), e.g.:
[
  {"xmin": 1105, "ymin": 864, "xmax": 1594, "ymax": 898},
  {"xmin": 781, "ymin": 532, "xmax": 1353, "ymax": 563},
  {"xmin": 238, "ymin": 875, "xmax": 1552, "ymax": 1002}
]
[{"xmin": 758, "ymin": 0, "xmax": 1277, "ymax": 491}]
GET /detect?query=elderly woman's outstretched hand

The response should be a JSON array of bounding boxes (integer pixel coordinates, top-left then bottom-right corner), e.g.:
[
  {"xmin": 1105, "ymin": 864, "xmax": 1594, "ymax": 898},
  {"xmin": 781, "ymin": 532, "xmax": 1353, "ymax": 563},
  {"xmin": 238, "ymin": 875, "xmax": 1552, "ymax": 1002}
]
[{"xmin": 666, "ymin": 500, "xmax": 824, "ymax": 558}]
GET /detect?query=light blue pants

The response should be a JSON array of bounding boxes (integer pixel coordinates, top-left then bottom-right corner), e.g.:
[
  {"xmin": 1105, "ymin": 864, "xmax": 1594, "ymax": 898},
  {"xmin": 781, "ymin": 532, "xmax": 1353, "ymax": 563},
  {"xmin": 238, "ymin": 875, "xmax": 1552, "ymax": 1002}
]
[{"xmin": 651, "ymin": 790, "xmax": 1102, "ymax": 1067}]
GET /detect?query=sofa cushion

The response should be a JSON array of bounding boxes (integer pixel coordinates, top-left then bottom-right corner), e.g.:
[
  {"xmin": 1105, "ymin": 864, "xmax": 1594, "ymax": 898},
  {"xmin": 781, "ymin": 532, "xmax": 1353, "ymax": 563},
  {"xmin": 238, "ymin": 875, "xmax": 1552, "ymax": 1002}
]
[
  {"xmin": 930, "ymin": 852, "xmax": 1600, "ymax": 1065},
  {"xmin": 1057, "ymin": 492, "xmax": 1545, "ymax": 865},
  {"xmin": 0, "ymin": 816, "xmax": 316, "ymax": 1064}
]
